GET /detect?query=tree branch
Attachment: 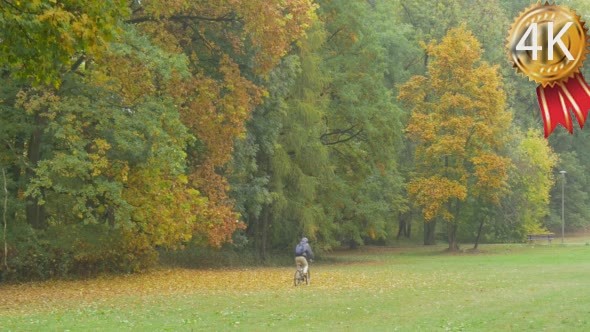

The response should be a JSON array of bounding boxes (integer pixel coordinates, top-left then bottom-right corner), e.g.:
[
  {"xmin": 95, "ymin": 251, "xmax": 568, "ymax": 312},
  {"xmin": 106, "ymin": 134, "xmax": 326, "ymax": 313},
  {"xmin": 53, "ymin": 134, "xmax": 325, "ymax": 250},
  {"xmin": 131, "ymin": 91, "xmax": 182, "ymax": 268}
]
[
  {"xmin": 189, "ymin": 24, "xmax": 214, "ymax": 50},
  {"xmin": 404, "ymin": 54, "xmax": 427, "ymax": 70},
  {"xmin": 326, "ymin": 27, "xmax": 344, "ymax": 43},
  {"xmin": 1, "ymin": 0, "xmax": 28, "ymax": 14},
  {"xmin": 2, "ymin": 167, "xmax": 8, "ymax": 270},
  {"xmin": 320, "ymin": 125, "xmax": 364, "ymax": 146},
  {"xmin": 69, "ymin": 54, "xmax": 86, "ymax": 73},
  {"xmin": 400, "ymin": 3, "xmax": 416, "ymax": 27},
  {"xmin": 125, "ymin": 14, "xmax": 236, "ymax": 24}
]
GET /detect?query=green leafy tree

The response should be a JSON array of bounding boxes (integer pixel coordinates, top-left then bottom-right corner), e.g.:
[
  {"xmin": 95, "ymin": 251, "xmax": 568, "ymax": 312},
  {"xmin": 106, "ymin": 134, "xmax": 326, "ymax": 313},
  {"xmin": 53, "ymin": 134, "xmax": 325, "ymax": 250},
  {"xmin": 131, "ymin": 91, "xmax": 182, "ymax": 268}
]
[
  {"xmin": 316, "ymin": 0, "xmax": 405, "ymax": 247},
  {"xmin": 480, "ymin": 130, "xmax": 557, "ymax": 243},
  {"xmin": 512, "ymin": 131, "xmax": 558, "ymax": 235},
  {"xmin": 232, "ymin": 23, "xmax": 334, "ymax": 258},
  {"xmin": 233, "ymin": 0, "xmax": 407, "ymax": 254},
  {"xmin": 547, "ymin": 131, "xmax": 590, "ymax": 232},
  {"xmin": 0, "ymin": 0, "xmax": 128, "ymax": 86}
]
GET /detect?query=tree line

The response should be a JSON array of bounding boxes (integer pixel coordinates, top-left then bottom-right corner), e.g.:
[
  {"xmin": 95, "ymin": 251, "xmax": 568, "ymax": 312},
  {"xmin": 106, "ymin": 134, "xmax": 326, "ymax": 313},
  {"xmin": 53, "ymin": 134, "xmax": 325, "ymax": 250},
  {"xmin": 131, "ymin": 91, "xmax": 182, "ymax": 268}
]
[{"xmin": 0, "ymin": 0, "xmax": 588, "ymax": 280}]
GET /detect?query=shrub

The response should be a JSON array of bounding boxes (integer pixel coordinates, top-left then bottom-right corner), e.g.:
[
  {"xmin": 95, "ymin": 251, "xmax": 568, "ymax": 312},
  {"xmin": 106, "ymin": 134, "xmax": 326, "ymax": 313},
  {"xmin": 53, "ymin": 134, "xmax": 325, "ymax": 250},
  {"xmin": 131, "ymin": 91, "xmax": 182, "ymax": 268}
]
[{"xmin": 1, "ymin": 222, "xmax": 158, "ymax": 282}]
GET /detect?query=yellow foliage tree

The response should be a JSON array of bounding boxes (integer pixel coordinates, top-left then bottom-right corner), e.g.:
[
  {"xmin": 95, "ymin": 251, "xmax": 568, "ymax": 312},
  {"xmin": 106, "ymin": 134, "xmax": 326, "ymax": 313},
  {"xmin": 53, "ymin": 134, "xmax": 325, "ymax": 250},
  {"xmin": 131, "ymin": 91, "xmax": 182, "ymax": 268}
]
[
  {"xmin": 399, "ymin": 25, "xmax": 512, "ymax": 250},
  {"xmin": 512, "ymin": 130, "xmax": 557, "ymax": 235}
]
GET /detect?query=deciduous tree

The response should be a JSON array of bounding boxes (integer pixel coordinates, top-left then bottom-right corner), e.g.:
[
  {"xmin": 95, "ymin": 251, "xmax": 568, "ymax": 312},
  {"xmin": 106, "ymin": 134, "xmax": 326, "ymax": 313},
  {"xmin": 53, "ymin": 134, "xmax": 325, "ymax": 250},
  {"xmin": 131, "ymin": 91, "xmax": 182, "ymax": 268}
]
[{"xmin": 400, "ymin": 26, "xmax": 512, "ymax": 250}]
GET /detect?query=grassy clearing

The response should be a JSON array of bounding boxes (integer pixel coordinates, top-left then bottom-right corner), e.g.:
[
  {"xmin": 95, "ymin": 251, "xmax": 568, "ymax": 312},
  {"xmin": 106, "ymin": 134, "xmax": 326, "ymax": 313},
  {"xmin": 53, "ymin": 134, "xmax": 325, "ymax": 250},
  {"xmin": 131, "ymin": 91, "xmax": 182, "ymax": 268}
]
[{"xmin": 1, "ymin": 242, "xmax": 590, "ymax": 331}]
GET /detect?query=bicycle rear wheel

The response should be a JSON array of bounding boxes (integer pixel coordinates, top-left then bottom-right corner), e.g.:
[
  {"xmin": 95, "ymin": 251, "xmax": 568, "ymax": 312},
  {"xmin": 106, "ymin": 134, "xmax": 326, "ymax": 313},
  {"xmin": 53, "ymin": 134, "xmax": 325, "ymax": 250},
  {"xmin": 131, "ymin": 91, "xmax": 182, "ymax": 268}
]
[{"xmin": 294, "ymin": 269, "xmax": 303, "ymax": 286}]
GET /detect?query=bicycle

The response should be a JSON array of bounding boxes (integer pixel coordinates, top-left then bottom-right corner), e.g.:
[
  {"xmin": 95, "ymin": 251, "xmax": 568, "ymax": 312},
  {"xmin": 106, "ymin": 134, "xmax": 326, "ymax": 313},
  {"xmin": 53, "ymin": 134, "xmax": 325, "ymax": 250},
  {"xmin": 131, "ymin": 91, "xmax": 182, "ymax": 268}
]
[{"xmin": 294, "ymin": 261, "xmax": 310, "ymax": 286}]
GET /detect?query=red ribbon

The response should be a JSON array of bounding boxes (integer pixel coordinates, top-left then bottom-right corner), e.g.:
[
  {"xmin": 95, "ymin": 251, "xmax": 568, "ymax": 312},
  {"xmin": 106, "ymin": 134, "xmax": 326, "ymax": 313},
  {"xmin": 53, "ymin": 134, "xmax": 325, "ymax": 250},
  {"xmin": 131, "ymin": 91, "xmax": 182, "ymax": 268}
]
[{"xmin": 536, "ymin": 73, "xmax": 590, "ymax": 137}]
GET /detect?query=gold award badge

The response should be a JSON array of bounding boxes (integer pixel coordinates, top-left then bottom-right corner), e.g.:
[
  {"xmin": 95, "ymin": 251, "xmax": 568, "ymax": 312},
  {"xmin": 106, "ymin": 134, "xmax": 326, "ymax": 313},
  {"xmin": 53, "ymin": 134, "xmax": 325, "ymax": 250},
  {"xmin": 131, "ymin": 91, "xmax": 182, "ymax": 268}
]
[{"xmin": 507, "ymin": 3, "xmax": 590, "ymax": 137}]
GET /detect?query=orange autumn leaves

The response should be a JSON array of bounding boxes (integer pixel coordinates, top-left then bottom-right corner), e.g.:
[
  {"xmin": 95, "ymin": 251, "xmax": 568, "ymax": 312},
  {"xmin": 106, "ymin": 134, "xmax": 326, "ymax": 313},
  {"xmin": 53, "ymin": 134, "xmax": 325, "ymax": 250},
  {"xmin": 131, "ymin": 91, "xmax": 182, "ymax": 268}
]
[
  {"xmin": 400, "ymin": 26, "xmax": 512, "ymax": 222},
  {"xmin": 123, "ymin": 0, "xmax": 317, "ymax": 246},
  {"xmin": 136, "ymin": 0, "xmax": 318, "ymax": 74}
]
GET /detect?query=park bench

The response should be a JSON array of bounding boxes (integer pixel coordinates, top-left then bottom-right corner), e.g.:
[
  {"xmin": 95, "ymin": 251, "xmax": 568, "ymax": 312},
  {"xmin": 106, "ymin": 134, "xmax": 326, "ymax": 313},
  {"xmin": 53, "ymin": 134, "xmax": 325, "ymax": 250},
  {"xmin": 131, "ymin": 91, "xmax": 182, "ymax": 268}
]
[{"xmin": 527, "ymin": 233, "xmax": 555, "ymax": 244}]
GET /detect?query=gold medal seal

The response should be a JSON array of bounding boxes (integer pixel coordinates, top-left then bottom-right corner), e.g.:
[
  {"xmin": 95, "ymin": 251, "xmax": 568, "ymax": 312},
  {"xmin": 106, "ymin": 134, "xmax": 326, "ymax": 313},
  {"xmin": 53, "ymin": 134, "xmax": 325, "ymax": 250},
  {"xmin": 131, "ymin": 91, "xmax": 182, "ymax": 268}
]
[
  {"xmin": 507, "ymin": 3, "xmax": 590, "ymax": 137},
  {"xmin": 508, "ymin": 3, "xmax": 588, "ymax": 86}
]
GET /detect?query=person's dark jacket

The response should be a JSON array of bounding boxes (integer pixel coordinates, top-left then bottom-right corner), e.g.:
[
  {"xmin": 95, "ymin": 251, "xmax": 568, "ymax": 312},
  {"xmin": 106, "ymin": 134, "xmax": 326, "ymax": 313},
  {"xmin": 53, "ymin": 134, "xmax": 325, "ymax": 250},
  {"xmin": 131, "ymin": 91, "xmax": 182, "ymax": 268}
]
[{"xmin": 295, "ymin": 237, "xmax": 314, "ymax": 259}]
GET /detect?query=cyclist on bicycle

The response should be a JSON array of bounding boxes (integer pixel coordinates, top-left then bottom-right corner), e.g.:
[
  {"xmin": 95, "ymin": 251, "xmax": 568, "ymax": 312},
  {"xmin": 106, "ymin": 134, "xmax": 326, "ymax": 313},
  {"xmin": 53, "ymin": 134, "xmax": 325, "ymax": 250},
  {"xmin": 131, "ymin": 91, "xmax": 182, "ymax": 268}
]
[{"xmin": 294, "ymin": 237, "xmax": 314, "ymax": 276}]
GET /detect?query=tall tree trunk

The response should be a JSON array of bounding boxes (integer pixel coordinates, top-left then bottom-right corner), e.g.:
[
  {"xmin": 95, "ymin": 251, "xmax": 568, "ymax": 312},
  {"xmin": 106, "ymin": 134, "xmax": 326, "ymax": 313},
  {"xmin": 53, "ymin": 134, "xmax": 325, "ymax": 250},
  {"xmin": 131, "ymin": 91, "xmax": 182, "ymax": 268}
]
[
  {"xmin": 473, "ymin": 216, "xmax": 485, "ymax": 250},
  {"xmin": 245, "ymin": 211, "xmax": 256, "ymax": 240},
  {"xmin": 2, "ymin": 168, "xmax": 8, "ymax": 270},
  {"xmin": 259, "ymin": 207, "xmax": 269, "ymax": 261},
  {"xmin": 245, "ymin": 211, "xmax": 261, "ymax": 257},
  {"xmin": 106, "ymin": 205, "xmax": 116, "ymax": 228},
  {"xmin": 424, "ymin": 220, "xmax": 436, "ymax": 245},
  {"xmin": 447, "ymin": 223, "xmax": 459, "ymax": 251},
  {"xmin": 397, "ymin": 213, "xmax": 406, "ymax": 240},
  {"xmin": 251, "ymin": 210, "xmax": 264, "ymax": 260},
  {"xmin": 447, "ymin": 201, "xmax": 462, "ymax": 251},
  {"xmin": 25, "ymin": 114, "xmax": 46, "ymax": 229},
  {"xmin": 397, "ymin": 211, "xmax": 412, "ymax": 239},
  {"xmin": 6, "ymin": 135, "xmax": 25, "ymax": 224}
]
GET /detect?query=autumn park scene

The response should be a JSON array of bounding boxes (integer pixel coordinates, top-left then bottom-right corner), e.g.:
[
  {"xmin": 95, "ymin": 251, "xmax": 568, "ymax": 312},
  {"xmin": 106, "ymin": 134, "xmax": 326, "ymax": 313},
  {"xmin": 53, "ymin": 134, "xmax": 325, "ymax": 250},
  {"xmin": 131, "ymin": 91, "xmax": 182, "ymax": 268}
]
[{"xmin": 1, "ymin": 0, "xmax": 590, "ymax": 330}]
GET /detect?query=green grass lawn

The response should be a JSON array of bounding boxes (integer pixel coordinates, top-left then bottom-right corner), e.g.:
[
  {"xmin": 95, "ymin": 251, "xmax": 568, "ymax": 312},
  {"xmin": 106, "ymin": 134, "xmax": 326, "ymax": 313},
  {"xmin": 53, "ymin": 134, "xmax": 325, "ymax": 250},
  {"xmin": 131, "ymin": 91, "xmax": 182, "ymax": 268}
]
[{"xmin": 1, "ymin": 242, "xmax": 590, "ymax": 331}]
